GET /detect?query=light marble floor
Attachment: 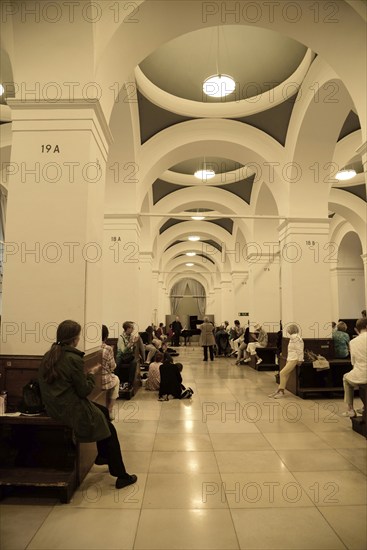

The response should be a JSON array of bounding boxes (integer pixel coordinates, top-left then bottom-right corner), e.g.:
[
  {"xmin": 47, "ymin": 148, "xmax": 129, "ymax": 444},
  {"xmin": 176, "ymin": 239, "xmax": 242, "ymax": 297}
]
[{"xmin": 1, "ymin": 346, "xmax": 366, "ymax": 550}]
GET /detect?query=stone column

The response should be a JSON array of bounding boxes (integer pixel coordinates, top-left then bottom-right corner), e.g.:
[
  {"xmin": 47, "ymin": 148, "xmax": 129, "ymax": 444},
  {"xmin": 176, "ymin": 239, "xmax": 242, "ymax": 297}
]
[
  {"xmin": 278, "ymin": 219, "xmax": 333, "ymax": 338},
  {"xmin": 102, "ymin": 215, "xmax": 141, "ymax": 337},
  {"xmin": 1, "ymin": 100, "xmax": 111, "ymax": 354}
]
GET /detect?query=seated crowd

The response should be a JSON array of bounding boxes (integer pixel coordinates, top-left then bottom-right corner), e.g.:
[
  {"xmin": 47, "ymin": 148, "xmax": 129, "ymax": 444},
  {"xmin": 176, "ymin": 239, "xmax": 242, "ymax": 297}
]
[{"xmin": 37, "ymin": 313, "xmax": 366, "ymax": 494}]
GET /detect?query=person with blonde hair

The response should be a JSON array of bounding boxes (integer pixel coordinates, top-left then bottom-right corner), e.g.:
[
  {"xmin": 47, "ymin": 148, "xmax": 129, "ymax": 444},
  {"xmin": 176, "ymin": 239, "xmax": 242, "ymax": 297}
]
[{"xmin": 269, "ymin": 323, "xmax": 304, "ymax": 398}]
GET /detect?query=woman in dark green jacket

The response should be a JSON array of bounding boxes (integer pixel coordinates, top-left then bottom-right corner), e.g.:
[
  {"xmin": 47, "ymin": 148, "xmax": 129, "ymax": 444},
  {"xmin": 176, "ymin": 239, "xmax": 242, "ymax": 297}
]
[{"xmin": 39, "ymin": 320, "xmax": 137, "ymax": 489}]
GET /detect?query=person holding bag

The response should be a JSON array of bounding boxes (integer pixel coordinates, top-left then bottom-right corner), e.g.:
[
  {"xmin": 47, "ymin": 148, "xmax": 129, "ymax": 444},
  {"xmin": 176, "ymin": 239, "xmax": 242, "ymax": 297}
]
[{"xmin": 38, "ymin": 320, "xmax": 137, "ymax": 489}]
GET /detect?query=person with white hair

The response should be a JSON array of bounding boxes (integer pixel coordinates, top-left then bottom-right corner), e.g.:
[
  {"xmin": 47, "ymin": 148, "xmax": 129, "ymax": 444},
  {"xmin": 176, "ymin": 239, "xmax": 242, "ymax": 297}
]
[
  {"xmin": 199, "ymin": 317, "xmax": 216, "ymax": 361},
  {"xmin": 268, "ymin": 324, "xmax": 304, "ymax": 398},
  {"xmin": 243, "ymin": 322, "xmax": 268, "ymax": 366}
]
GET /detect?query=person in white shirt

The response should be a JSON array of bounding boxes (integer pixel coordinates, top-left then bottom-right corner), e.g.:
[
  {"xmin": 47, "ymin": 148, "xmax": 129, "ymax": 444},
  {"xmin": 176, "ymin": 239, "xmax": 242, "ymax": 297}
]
[
  {"xmin": 342, "ymin": 317, "xmax": 367, "ymax": 417},
  {"xmin": 269, "ymin": 324, "xmax": 304, "ymax": 398}
]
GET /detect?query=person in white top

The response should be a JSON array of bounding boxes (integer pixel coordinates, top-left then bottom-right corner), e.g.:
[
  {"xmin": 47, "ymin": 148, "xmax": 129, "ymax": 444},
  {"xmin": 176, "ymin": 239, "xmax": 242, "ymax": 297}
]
[
  {"xmin": 342, "ymin": 317, "xmax": 367, "ymax": 417},
  {"xmin": 269, "ymin": 324, "xmax": 304, "ymax": 398}
]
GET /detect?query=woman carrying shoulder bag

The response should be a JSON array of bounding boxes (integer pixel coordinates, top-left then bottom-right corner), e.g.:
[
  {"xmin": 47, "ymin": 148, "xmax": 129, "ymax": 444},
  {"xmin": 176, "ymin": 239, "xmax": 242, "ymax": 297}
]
[{"xmin": 38, "ymin": 319, "xmax": 137, "ymax": 489}]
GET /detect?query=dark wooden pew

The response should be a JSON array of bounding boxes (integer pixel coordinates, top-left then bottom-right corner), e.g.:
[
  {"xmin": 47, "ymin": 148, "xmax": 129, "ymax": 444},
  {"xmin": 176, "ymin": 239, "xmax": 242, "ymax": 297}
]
[
  {"xmin": 0, "ymin": 350, "xmax": 104, "ymax": 502},
  {"xmin": 248, "ymin": 333, "xmax": 279, "ymax": 371}
]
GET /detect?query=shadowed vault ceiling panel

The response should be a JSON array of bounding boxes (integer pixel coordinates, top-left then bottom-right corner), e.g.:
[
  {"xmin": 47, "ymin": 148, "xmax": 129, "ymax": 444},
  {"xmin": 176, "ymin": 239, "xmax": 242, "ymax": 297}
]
[
  {"xmin": 165, "ymin": 240, "xmax": 183, "ymax": 251},
  {"xmin": 342, "ymin": 185, "xmax": 366, "ymax": 202},
  {"xmin": 337, "ymin": 110, "xmax": 361, "ymax": 142},
  {"xmin": 203, "ymin": 240, "xmax": 222, "ymax": 252},
  {"xmin": 208, "ymin": 218, "xmax": 234, "ymax": 234},
  {"xmin": 152, "ymin": 179, "xmax": 187, "ymax": 205},
  {"xmin": 138, "ymin": 91, "xmax": 193, "ymax": 144},
  {"xmin": 216, "ymin": 174, "xmax": 255, "ymax": 203},
  {"xmin": 159, "ymin": 218, "xmax": 184, "ymax": 234},
  {"xmin": 139, "ymin": 26, "xmax": 307, "ymax": 103},
  {"xmin": 235, "ymin": 93, "xmax": 298, "ymax": 146}
]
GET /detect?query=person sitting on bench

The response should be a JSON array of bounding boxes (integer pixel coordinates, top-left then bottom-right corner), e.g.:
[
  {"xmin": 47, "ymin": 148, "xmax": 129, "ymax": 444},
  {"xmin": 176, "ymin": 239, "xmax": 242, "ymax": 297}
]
[
  {"xmin": 38, "ymin": 319, "xmax": 137, "ymax": 490},
  {"xmin": 333, "ymin": 321, "xmax": 350, "ymax": 359},
  {"xmin": 158, "ymin": 362, "xmax": 193, "ymax": 401},
  {"xmin": 243, "ymin": 323, "xmax": 268, "ymax": 365},
  {"xmin": 342, "ymin": 317, "xmax": 367, "ymax": 418},
  {"xmin": 116, "ymin": 321, "xmax": 139, "ymax": 391},
  {"xmin": 101, "ymin": 324, "xmax": 120, "ymax": 420},
  {"xmin": 268, "ymin": 324, "xmax": 304, "ymax": 398}
]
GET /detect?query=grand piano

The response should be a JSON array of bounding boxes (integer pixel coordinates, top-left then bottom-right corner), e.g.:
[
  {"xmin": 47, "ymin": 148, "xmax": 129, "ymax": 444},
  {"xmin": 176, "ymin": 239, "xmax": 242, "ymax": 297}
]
[{"xmin": 181, "ymin": 316, "xmax": 204, "ymax": 345}]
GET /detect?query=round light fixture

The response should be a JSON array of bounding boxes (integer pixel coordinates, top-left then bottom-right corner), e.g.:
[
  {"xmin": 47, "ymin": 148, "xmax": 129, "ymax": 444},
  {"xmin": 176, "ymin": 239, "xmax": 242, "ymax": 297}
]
[
  {"xmin": 335, "ymin": 169, "xmax": 356, "ymax": 181},
  {"xmin": 186, "ymin": 252, "xmax": 196, "ymax": 257},
  {"xmin": 191, "ymin": 215, "xmax": 206, "ymax": 221},
  {"xmin": 188, "ymin": 236, "xmax": 200, "ymax": 242},
  {"xmin": 194, "ymin": 169, "xmax": 215, "ymax": 181},
  {"xmin": 185, "ymin": 262, "xmax": 194, "ymax": 267},
  {"xmin": 203, "ymin": 74, "xmax": 236, "ymax": 98},
  {"xmin": 0, "ymin": 84, "xmax": 4, "ymax": 96}
]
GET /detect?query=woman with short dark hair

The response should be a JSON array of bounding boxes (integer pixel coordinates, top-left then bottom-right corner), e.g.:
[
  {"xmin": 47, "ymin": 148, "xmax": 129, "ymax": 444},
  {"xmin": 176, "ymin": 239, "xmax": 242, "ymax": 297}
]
[{"xmin": 39, "ymin": 320, "xmax": 137, "ymax": 489}]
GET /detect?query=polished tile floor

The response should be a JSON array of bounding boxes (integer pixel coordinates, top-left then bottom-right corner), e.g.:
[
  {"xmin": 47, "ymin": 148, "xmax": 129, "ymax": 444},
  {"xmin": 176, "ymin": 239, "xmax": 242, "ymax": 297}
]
[{"xmin": 1, "ymin": 346, "xmax": 366, "ymax": 550}]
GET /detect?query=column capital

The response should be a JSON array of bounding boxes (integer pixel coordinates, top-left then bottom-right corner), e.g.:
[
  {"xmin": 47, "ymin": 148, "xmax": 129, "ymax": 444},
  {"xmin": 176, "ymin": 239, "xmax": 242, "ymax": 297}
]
[
  {"xmin": 104, "ymin": 214, "xmax": 142, "ymax": 235},
  {"xmin": 361, "ymin": 253, "xmax": 367, "ymax": 265},
  {"xmin": 7, "ymin": 98, "xmax": 113, "ymax": 159},
  {"xmin": 231, "ymin": 271, "xmax": 249, "ymax": 281},
  {"xmin": 278, "ymin": 218, "xmax": 330, "ymax": 240},
  {"xmin": 139, "ymin": 251, "xmax": 154, "ymax": 263}
]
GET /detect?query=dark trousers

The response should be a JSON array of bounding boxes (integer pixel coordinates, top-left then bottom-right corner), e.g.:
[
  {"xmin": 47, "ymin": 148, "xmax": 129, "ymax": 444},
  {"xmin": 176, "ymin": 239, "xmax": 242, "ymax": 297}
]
[
  {"xmin": 94, "ymin": 403, "xmax": 128, "ymax": 478},
  {"xmin": 203, "ymin": 346, "xmax": 214, "ymax": 361},
  {"xmin": 116, "ymin": 361, "xmax": 137, "ymax": 386},
  {"xmin": 173, "ymin": 332, "xmax": 181, "ymax": 346}
]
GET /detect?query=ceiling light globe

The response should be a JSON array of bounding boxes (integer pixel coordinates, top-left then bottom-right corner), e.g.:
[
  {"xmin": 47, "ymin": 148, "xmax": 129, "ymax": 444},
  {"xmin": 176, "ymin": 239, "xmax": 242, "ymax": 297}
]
[
  {"xmin": 194, "ymin": 169, "xmax": 215, "ymax": 181},
  {"xmin": 335, "ymin": 169, "xmax": 356, "ymax": 181},
  {"xmin": 203, "ymin": 74, "xmax": 236, "ymax": 98}
]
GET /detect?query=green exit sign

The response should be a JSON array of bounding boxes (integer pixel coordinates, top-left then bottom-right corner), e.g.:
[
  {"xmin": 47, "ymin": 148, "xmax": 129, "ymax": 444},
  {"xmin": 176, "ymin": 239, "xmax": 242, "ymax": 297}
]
[{"xmin": 238, "ymin": 312, "xmax": 249, "ymax": 316}]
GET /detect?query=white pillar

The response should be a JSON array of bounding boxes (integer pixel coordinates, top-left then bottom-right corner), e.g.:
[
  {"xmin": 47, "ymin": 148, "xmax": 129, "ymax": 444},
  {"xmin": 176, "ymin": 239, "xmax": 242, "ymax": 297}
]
[
  {"xmin": 247, "ymin": 255, "xmax": 280, "ymax": 332},
  {"xmin": 278, "ymin": 219, "xmax": 333, "ymax": 338},
  {"xmin": 361, "ymin": 253, "xmax": 367, "ymax": 312},
  {"xmin": 1, "ymin": 100, "xmax": 111, "ymax": 354},
  {"xmin": 232, "ymin": 271, "xmax": 250, "ymax": 324},
  {"xmin": 102, "ymin": 215, "xmax": 141, "ymax": 337},
  {"xmin": 138, "ymin": 251, "xmax": 153, "ymax": 330},
  {"xmin": 220, "ymin": 279, "xmax": 235, "ymax": 324},
  {"xmin": 329, "ymin": 267, "xmax": 340, "ymax": 321}
]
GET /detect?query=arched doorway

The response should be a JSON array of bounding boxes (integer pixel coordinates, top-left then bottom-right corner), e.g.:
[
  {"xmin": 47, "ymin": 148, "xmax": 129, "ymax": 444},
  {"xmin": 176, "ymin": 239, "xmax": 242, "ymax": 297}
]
[{"xmin": 170, "ymin": 278, "xmax": 206, "ymax": 318}]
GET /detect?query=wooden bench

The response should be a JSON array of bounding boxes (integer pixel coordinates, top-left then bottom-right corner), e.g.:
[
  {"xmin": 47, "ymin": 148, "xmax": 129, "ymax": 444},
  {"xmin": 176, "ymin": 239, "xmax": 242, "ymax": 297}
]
[
  {"xmin": 282, "ymin": 358, "xmax": 353, "ymax": 399},
  {"xmin": 0, "ymin": 351, "xmax": 103, "ymax": 502},
  {"xmin": 351, "ymin": 384, "xmax": 367, "ymax": 438},
  {"xmin": 248, "ymin": 333, "xmax": 279, "ymax": 371}
]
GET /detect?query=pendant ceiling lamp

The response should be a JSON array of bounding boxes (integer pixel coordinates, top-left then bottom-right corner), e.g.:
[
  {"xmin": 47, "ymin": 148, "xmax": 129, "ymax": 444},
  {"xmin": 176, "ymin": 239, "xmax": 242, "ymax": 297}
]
[{"xmin": 203, "ymin": 27, "xmax": 235, "ymax": 98}]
